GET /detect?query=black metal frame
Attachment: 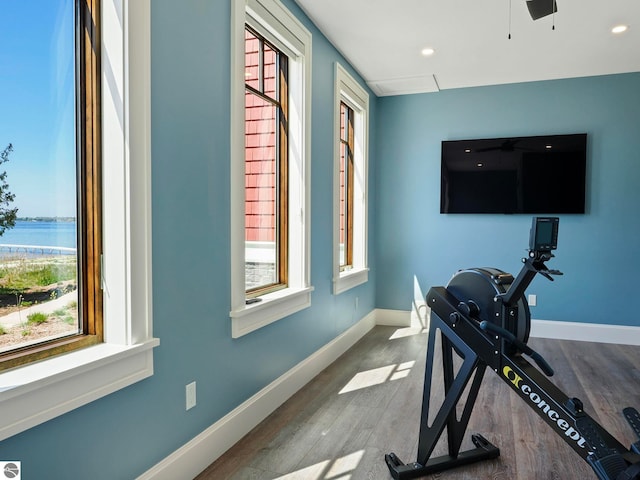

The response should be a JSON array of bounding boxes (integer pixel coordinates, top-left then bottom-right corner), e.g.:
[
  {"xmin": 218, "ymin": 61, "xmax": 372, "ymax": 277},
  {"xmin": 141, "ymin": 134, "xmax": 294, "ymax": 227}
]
[
  {"xmin": 385, "ymin": 254, "xmax": 640, "ymax": 480},
  {"xmin": 384, "ymin": 308, "xmax": 499, "ymax": 480}
]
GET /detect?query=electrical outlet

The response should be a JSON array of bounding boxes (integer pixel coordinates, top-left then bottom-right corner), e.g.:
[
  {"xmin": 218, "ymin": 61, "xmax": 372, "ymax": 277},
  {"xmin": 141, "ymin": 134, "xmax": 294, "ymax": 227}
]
[
  {"xmin": 186, "ymin": 382, "xmax": 196, "ymax": 410},
  {"xmin": 528, "ymin": 294, "xmax": 537, "ymax": 307}
]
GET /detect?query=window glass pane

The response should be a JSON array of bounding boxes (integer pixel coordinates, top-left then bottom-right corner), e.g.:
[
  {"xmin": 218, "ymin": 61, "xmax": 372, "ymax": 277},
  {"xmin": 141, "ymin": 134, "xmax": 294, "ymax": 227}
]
[
  {"xmin": 339, "ymin": 102, "xmax": 353, "ymax": 269},
  {"xmin": 340, "ymin": 103, "xmax": 347, "ymax": 142},
  {"xmin": 0, "ymin": 0, "xmax": 79, "ymax": 354},
  {"xmin": 339, "ymin": 142, "xmax": 347, "ymax": 266},
  {"xmin": 263, "ymin": 44, "xmax": 277, "ymax": 100},
  {"xmin": 244, "ymin": 29, "xmax": 260, "ymax": 90},
  {"xmin": 245, "ymin": 91, "xmax": 278, "ymax": 291},
  {"xmin": 244, "ymin": 26, "xmax": 287, "ymax": 294}
]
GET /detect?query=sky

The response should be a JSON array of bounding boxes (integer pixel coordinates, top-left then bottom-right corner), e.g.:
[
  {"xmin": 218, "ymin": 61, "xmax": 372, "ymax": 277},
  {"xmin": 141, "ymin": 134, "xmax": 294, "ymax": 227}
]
[{"xmin": 0, "ymin": 0, "xmax": 77, "ymax": 218}]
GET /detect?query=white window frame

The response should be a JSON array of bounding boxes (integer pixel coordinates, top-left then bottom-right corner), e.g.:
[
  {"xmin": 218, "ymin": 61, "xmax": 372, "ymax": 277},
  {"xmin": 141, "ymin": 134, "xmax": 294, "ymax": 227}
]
[
  {"xmin": 0, "ymin": 0, "xmax": 158, "ymax": 441},
  {"xmin": 333, "ymin": 63, "xmax": 369, "ymax": 295},
  {"xmin": 229, "ymin": 0, "xmax": 313, "ymax": 338}
]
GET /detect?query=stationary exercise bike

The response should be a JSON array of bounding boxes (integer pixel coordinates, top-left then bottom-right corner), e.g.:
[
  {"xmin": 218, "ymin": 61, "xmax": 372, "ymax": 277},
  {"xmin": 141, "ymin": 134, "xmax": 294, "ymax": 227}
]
[{"xmin": 385, "ymin": 217, "xmax": 640, "ymax": 480}]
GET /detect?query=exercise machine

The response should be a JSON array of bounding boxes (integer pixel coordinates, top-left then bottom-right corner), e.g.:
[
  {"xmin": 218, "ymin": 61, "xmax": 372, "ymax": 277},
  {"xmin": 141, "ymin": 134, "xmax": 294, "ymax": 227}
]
[{"xmin": 385, "ymin": 217, "xmax": 640, "ymax": 480}]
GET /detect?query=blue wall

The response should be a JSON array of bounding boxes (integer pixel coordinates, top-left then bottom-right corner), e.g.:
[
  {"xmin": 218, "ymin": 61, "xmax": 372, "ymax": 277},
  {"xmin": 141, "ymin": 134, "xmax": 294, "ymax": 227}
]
[
  {"xmin": 1, "ymin": 2, "xmax": 638, "ymax": 478},
  {"xmin": 0, "ymin": 1, "xmax": 377, "ymax": 478},
  {"xmin": 375, "ymin": 72, "xmax": 640, "ymax": 326}
]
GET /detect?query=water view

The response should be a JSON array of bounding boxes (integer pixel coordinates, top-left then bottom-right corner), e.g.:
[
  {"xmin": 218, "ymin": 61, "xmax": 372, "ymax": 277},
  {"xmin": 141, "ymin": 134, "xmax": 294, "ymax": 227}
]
[
  {"xmin": 0, "ymin": 219, "xmax": 79, "ymax": 353},
  {"xmin": 0, "ymin": 220, "xmax": 76, "ymax": 255}
]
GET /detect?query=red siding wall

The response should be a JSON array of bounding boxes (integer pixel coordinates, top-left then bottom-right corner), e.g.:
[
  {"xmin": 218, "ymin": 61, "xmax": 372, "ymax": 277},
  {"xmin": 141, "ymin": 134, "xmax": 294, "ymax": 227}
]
[{"xmin": 245, "ymin": 32, "xmax": 277, "ymax": 243}]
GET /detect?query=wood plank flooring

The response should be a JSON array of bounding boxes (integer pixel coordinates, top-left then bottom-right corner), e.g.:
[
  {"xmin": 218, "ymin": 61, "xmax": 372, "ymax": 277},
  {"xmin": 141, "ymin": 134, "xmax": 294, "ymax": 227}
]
[{"xmin": 196, "ymin": 322, "xmax": 640, "ymax": 480}]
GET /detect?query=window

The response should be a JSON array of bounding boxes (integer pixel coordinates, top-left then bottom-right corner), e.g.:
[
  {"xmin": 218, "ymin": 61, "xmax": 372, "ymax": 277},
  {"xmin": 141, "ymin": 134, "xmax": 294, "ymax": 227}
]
[
  {"xmin": 244, "ymin": 27, "xmax": 288, "ymax": 296},
  {"xmin": 333, "ymin": 63, "xmax": 369, "ymax": 294},
  {"xmin": 339, "ymin": 101, "xmax": 355, "ymax": 270},
  {"xmin": 230, "ymin": 0, "xmax": 312, "ymax": 338},
  {"xmin": 0, "ymin": 0, "xmax": 101, "ymax": 369},
  {"xmin": 0, "ymin": 0, "xmax": 156, "ymax": 441}
]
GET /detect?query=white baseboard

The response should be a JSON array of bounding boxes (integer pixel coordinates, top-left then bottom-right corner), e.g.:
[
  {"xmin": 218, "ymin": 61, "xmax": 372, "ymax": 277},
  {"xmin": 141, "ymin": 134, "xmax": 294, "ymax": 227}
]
[
  {"xmin": 374, "ymin": 308, "xmax": 640, "ymax": 346},
  {"xmin": 374, "ymin": 308, "xmax": 411, "ymax": 327},
  {"xmin": 530, "ymin": 319, "xmax": 640, "ymax": 345},
  {"xmin": 137, "ymin": 310, "xmax": 377, "ymax": 480}
]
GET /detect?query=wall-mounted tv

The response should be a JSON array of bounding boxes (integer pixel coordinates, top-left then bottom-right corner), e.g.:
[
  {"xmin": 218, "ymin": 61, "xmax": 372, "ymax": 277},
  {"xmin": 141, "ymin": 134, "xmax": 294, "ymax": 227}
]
[{"xmin": 440, "ymin": 133, "xmax": 587, "ymax": 214}]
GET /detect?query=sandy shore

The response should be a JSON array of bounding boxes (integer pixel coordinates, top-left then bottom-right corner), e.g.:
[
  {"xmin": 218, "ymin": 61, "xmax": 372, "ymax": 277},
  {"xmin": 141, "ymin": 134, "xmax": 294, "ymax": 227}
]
[{"xmin": 0, "ymin": 291, "xmax": 77, "ymax": 328}]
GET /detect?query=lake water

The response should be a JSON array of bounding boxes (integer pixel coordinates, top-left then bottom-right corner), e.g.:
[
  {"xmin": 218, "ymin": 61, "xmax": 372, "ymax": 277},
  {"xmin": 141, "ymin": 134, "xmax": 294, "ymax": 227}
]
[{"xmin": 0, "ymin": 221, "xmax": 76, "ymax": 255}]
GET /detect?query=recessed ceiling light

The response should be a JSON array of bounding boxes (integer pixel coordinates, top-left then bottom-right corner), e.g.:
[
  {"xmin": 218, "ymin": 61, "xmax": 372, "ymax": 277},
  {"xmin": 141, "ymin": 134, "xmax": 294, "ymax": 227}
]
[
  {"xmin": 612, "ymin": 24, "xmax": 629, "ymax": 34},
  {"xmin": 464, "ymin": 149, "xmax": 471, "ymax": 153},
  {"xmin": 545, "ymin": 145, "xmax": 552, "ymax": 149},
  {"xmin": 421, "ymin": 47, "xmax": 435, "ymax": 57},
  {"xmin": 477, "ymin": 163, "xmax": 483, "ymax": 167}
]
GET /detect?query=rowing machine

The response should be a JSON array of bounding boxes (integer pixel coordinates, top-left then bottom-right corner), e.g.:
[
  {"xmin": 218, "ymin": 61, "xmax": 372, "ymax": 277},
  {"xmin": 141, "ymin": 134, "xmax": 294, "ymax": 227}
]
[{"xmin": 385, "ymin": 217, "xmax": 640, "ymax": 480}]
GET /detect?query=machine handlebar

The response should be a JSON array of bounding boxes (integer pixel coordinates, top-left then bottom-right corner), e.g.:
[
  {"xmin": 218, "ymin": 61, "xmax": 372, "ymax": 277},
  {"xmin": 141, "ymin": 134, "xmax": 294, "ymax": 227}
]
[{"xmin": 480, "ymin": 320, "xmax": 555, "ymax": 377}]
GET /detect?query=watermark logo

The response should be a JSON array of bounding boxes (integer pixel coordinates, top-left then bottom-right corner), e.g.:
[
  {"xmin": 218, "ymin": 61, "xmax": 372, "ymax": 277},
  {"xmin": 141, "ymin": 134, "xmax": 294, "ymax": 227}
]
[{"xmin": 1, "ymin": 462, "xmax": 21, "ymax": 480}]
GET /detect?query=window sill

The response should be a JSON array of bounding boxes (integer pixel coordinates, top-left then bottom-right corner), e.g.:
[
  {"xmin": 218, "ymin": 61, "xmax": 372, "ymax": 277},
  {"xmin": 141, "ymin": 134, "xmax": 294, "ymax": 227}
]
[
  {"xmin": 333, "ymin": 267, "xmax": 369, "ymax": 295},
  {"xmin": 230, "ymin": 286, "xmax": 314, "ymax": 338},
  {"xmin": 0, "ymin": 338, "xmax": 159, "ymax": 441}
]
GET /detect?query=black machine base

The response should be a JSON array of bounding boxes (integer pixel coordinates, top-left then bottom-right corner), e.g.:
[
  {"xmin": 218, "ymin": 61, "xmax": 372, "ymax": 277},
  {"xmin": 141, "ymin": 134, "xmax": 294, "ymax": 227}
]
[
  {"xmin": 384, "ymin": 219, "xmax": 640, "ymax": 480},
  {"xmin": 624, "ymin": 407, "xmax": 640, "ymax": 455},
  {"xmin": 385, "ymin": 434, "xmax": 500, "ymax": 480}
]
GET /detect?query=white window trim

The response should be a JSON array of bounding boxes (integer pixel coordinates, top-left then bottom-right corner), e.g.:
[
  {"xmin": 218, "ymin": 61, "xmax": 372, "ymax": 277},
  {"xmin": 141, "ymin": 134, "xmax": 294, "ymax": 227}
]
[
  {"xmin": 229, "ymin": 0, "xmax": 313, "ymax": 338},
  {"xmin": 333, "ymin": 63, "xmax": 369, "ymax": 295},
  {"xmin": 0, "ymin": 0, "xmax": 158, "ymax": 442}
]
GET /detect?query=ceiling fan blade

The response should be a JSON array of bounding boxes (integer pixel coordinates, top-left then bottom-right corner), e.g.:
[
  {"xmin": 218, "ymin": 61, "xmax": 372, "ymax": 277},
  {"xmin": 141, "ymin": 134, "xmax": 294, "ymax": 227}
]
[{"xmin": 526, "ymin": 0, "xmax": 558, "ymax": 20}]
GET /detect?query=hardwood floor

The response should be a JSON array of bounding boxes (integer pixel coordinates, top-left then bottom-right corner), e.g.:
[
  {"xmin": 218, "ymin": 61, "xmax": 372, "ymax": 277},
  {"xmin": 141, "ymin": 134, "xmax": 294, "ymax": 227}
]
[{"xmin": 196, "ymin": 321, "xmax": 640, "ymax": 480}]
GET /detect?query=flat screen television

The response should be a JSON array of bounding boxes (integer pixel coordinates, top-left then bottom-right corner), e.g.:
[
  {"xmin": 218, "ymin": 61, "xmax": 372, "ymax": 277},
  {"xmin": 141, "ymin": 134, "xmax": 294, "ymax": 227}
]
[{"xmin": 440, "ymin": 133, "xmax": 587, "ymax": 214}]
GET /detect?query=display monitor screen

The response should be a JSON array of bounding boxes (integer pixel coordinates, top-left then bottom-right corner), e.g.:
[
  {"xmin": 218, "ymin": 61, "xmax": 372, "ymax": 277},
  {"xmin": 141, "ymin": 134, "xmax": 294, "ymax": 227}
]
[
  {"xmin": 440, "ymin": 133, "xmax": 587, "ymax": 214},
  {"xmin": 530, "ymin": 217, "xmax": 559, "ymax": 251}
]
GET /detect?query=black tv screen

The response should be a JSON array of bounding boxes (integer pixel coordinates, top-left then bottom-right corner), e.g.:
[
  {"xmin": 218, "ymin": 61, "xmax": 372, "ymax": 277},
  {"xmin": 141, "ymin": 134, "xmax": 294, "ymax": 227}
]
[{"xmin": 440, "ymin": 133, "xmax": 587, "ymax": 214}]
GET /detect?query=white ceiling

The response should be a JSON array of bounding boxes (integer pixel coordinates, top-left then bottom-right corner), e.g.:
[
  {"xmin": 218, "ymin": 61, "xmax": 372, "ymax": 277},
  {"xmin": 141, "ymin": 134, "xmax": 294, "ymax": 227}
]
[{"xmin": 293, "ymin": 0, "xmax": 640, "ymax": 96}]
